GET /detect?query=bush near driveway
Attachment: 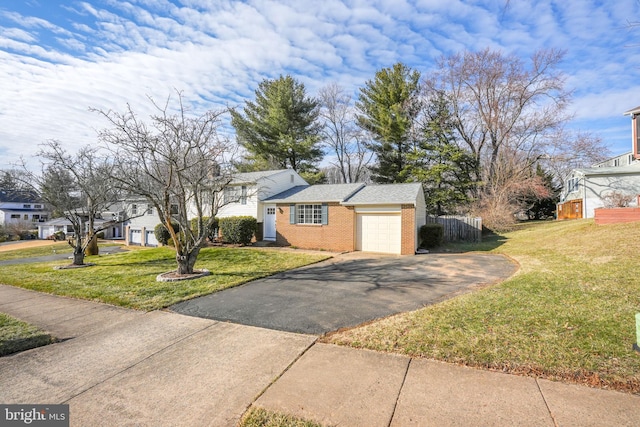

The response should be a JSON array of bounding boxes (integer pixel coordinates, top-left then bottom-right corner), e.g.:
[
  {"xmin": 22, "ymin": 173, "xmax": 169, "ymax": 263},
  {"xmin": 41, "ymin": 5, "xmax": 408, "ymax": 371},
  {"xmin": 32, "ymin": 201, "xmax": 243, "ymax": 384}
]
[{"xmin": 326, "ymin": 220, "xmax": 640, "ymax": 394}]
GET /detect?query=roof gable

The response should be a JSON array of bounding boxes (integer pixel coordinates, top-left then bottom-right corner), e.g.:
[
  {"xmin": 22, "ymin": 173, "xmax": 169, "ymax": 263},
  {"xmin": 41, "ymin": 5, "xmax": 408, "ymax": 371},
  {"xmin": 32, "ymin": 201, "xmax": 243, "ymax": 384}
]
[{"xmin": 230, "ymin": 169, "xmax": 304, "ymax": 185}]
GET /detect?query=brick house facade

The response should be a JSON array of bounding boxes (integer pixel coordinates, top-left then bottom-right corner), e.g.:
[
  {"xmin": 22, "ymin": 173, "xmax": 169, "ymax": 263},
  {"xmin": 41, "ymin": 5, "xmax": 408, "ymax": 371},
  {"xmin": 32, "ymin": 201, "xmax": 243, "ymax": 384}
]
[{"xmin": 267, "ymin": 183, "xmax": 426, "ymax": 255}]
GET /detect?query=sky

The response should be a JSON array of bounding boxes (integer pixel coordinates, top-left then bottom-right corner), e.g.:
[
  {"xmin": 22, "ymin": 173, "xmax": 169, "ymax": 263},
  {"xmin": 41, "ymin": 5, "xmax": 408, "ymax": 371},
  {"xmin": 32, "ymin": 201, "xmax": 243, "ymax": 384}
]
[{"xmin": 1, "ymin": 0, "xmax": 640, "ymax": 171}]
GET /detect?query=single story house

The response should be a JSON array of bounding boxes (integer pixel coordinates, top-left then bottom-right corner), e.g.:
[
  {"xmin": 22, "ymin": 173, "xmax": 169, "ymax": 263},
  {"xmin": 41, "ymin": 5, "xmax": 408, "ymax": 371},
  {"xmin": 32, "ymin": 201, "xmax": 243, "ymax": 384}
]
[
  {"xmin": 38, "ymin": 216, "xmax": 121, "ymax": 240},
  {"xmin": 558, "ymin": 106, "xmax": 640, "ymax": 219},
  {"xmin": 265, "ymin": 182, "xmax": 426, "ymax": 255}
]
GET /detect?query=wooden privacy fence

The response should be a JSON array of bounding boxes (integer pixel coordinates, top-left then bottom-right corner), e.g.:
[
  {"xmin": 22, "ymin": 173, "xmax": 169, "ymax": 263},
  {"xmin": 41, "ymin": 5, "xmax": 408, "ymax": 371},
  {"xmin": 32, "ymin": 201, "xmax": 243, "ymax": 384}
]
[{"xmin": 425, "ymin": 215, "xmax": 482, "ymax": 243}]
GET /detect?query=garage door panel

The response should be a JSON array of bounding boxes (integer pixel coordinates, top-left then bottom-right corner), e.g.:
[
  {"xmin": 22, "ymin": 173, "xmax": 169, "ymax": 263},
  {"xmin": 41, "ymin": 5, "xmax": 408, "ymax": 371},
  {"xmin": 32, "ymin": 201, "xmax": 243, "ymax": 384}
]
[{"xmin": 357, "ymin": 213, "xmax": 401, "ymax": 254}]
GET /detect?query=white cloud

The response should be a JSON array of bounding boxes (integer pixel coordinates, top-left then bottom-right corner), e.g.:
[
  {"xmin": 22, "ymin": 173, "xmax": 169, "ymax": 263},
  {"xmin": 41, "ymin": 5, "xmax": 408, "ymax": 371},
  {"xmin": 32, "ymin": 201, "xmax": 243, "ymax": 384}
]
[{"xmin": 1, "ymin": 0, "xmax": 640, "ymax": 170}]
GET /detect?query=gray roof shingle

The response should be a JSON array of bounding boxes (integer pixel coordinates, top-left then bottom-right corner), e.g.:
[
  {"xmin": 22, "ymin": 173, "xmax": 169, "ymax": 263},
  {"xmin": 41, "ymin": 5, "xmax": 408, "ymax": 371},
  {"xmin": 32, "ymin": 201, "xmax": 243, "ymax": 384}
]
[
  {"xmin": 343, "ymin": 183, "xmax": 423, "ymax": 205},
  {"xmin": 266, "ymin": 182, "xmax": 423, "ymax": 206},
  {"xmin": 266, "ymin": 183, "xmax": 364, "ymax": 203}
]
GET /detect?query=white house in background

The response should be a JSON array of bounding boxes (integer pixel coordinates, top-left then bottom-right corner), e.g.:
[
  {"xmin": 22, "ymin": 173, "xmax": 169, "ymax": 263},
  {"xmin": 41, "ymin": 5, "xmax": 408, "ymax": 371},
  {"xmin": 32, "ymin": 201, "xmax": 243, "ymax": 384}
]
[
  {"xmin": 124, "ymin": 169, "xmax": 308, "ymax": 246},
  {"xmin": 558, "ymin": 106, "xmax": 640, "ymax": 219},
  {"xmin": 0, "ymin": 190, "xmax": 49, "ymax": 229},
  {"xmin": 37, "ymin": 205, "xmax": 126, "ymax": 240},
  {"xmin": 216, "ymin": 169, "xmax": 308, "ymax": 241},
  {"xmin": 123, "ymin": 200, "xmax": 164, "ymax": 246}
]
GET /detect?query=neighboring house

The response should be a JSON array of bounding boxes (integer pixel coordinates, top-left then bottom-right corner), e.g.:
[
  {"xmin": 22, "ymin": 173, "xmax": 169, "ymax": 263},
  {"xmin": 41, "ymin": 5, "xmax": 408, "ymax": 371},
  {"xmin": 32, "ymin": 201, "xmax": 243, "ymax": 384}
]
[
  {"xmin": 558, "ymin": 106, "xmax": 640, "ymax": 219},
  {"xmin": 37, "ymin": 204, "xmax": 126, "ymax": 240},
  {"xmin": 124, "ymin": 169, "xmax": 307, "ymax": 246},
  {"xmin": 37, "ymin": 216, "xmax": 121, "ymax": 240},
  {"xmin": 0, "ymin": 189, "xmax": 49, "ymax": 229},
  {"xmin": 265, "ymin": 182, "xmax": 426, "ymax": 255},
  {"xmin": 124, "ymin": 200, "xmax": 164, "ymax": 246}
]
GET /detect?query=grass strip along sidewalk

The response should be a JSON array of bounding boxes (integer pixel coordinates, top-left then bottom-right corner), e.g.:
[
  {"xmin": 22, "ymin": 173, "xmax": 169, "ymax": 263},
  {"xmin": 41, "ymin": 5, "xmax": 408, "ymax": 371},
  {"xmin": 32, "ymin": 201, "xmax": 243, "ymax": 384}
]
[
  {"xmin": 0, "ymin": 246, "xmax": 329, "ymax": 311},
  {"xmin": 0, "ymin": 313, "xmax": 55, "ymax": 356},
  {"xmin": 326, "ymin": 219, "xmax": 640, "ymax": 394}
]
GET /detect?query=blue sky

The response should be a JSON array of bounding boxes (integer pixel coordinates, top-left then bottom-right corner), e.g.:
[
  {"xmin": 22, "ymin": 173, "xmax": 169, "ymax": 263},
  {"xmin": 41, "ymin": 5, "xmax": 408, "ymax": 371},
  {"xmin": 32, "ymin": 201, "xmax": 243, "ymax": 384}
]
[{"xmin": 1, "ymin": 0, "xmax": 639, "ymax": 170}]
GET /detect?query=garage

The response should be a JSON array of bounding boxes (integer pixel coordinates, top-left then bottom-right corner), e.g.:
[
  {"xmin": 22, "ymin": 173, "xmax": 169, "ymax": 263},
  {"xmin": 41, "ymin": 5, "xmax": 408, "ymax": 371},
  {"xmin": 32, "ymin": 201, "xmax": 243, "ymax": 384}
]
[
  {"xmin": 145, "ymin": 230, "xmax": 158, "ymax": 247},
  {"xmin": 356, "ymin": 211, "xmax": 402, "ymax": 254},
  {"xmin": 130, "ymin": 229, "xmax": 142, "ymax": 245}
]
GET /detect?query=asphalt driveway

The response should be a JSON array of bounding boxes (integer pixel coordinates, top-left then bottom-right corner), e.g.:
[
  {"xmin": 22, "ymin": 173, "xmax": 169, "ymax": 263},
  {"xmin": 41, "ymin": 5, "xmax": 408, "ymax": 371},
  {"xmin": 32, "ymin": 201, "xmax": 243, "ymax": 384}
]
[{"xmin": 170, "ymin": 252, "xmax": 518, "ymax": 335}]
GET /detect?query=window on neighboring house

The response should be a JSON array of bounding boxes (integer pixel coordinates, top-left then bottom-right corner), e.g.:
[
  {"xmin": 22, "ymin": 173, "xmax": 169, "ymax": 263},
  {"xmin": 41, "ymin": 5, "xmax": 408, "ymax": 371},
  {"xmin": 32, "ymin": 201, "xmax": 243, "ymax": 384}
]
[
  {"xmin": 10, "ymin": 214, "xmax": 19, "ymax": 219},
  {"xmin": 240, "ymin": 186, "xmax": 247, "ymax": 205},
  {"xmin": 293, "ymin": 204, "xmax": 327, "ymax": 224},
  {"xmin": 23, "ymin": 204, "xmax": 31, "ymax": 209},
  {"xmin": 34, "ymin": 204, "xmax": 42, "ymax": 209},
  {"xmin": 131, "ymin": 204, "xmax": 138, "ymax": 215},
  {"xmin": 66, "ymin": 225, "xmax": 73, "ymax": 233},
  {"xmin": 614, "ymin": 158, "xmax": 620, "ymax": 167},
  {"xmin": 170, "ymin": 204, "xmax": 179, "ymax": 215},
  {"xmin": 146, "ymin": 204, "xmax": 154, "ymax": 215},
  {"xmin": 41, "ymin": 215, "xmax": 48, "ymax": 221},
  {"xmin": 23, "ymin": 214, "xmax": 28, "ymax": 220},
  {"xmin": 31, "ymin": 215, "xmax": 40, "ymax": 222}
]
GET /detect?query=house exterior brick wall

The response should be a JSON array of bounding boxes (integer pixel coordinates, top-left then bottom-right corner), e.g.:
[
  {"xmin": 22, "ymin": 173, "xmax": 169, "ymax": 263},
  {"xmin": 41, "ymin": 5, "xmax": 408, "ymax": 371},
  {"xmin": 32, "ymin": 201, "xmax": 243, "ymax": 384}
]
[
  {"xmin": 275, "ymin": 202, "xmax": 355, "ymax": 252},
  {"xmin": 401, "ymin": 204, "xmax": 416, "ymax": 255}
]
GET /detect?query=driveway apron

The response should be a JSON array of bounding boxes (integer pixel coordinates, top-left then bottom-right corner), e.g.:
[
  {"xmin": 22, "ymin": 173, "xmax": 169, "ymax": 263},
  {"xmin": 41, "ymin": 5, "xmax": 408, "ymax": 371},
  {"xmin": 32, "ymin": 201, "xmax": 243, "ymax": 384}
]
[{"xmin": 171, "ymin": 252, "xmax": 518, "ymax": 335}]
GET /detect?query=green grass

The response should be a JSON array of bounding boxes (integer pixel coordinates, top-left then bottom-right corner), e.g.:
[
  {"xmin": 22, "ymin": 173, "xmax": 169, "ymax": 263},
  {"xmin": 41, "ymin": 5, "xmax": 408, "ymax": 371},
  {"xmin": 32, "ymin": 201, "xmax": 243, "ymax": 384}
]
[
  {"xmin": 0, "ymin": 313, "xmax": 55, "ymax": 356},
  {"xmin": 325, "ymin": 219, "xmax": 640, "ymax": 393},
  {"xmin": 240, "ymin": 407, "xmax": 326, "ymax": 427},
  {"xmin": 0, "ymin": 247, "xmax": 329, "ymax": 311}
]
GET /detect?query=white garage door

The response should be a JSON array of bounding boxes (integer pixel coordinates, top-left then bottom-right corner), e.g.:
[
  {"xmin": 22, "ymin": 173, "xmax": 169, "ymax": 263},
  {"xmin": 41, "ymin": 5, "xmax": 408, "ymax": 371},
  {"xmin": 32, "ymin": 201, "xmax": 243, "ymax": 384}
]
[
  {"xmin": 130, "ymin": 229, "xmax": 142, "ymax": 244},
  {"xmin": 356, "ymin": 213, "xmax": 402, "ymax": 254},
  {"xmin": 145, "ymin": 230, "xmax": 158, "ymax": 247}
]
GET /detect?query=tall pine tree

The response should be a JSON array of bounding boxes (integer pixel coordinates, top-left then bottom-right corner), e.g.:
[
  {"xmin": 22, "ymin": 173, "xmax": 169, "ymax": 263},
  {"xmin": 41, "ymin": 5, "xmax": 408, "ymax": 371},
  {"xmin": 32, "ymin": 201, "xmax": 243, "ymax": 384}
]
[
  {"xmin": 355, "ymin": 63, "xmax": 421, "ymax": 183},
  {"xmin": 231, "ymin": 75, "xmax": 322, "ymax": 175},
  {"xmin": 410, "ymin": 92, "xmax": 477, "ymax": 215}
]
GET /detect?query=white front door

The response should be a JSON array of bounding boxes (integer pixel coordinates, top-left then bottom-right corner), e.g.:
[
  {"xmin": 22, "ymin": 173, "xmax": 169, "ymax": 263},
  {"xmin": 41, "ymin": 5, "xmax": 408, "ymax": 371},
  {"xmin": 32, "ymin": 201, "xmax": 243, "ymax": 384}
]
[{"xmin": 264, "ymin": 205, "xmax": 276, "ymax": 241}]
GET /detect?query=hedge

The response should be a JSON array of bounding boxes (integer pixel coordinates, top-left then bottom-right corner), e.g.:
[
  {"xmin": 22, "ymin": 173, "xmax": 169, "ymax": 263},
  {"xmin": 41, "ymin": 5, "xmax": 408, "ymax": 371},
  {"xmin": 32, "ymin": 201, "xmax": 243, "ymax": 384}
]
[
  {"xmin": 419, "ymin": 223, "xmax": 444, "ymax": 249},
  {"xmin": 219, "ymin": 216, "xmax": 257, "ymax": 245}
]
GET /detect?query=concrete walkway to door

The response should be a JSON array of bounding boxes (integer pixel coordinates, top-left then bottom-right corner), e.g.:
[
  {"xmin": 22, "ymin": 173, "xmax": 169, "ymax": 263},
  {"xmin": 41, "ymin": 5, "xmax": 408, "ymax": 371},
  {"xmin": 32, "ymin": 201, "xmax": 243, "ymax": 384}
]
[{"xmin": 170, "ymin": 251, "xmax": 519, "ymax": 334}]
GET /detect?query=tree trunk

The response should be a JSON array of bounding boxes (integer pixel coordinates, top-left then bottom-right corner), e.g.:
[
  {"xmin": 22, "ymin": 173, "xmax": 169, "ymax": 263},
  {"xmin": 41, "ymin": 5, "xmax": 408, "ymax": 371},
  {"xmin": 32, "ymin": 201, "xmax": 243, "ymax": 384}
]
[
  {"xmin": 175, "ymin": 248, "xmax": 200, "ymax": 275},
  {"xmin": 72, "ymin": 250, "xmax": 85, "ymax": 266},
  {"xmin": 85, "ymin": 232, "xmax": 99, "ymax": 256}
]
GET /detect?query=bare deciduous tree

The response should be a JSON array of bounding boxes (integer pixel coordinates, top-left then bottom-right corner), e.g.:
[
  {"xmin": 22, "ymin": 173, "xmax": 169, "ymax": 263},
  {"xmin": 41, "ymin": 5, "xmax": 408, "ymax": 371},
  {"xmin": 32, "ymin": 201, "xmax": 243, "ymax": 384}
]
[
  {"xmin": 427, "ymin": 48, "xmax": 570, "ymax": 183},
  {"xmin": 426, "ymin": 48, "xmax": 574, "ymax": 228},
  {"xmin": 95, "ymin": 93, "xmax": 235, "ymax": 276},
  {"xmin": 319, "ymin": 83, "xmax": 373, "ymax": 183},
  {"xmin": 27, "ymin": 141, "xmax": 120, "ymax": 265}
]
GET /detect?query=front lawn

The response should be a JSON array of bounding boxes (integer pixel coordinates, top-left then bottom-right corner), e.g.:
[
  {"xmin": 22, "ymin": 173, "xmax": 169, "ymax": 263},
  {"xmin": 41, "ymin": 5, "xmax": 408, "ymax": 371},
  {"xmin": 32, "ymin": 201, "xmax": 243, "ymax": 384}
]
[
  {"xmin": 0, "ymin": 247, "xmax": 329, "ymax": 311},
  {"xmin": 0, "ymin": 313, "xmax": 55, "ymax": 356},
  {"xmin": 325, "ymin": 220, "xmax": 640, "ymax": 393}
]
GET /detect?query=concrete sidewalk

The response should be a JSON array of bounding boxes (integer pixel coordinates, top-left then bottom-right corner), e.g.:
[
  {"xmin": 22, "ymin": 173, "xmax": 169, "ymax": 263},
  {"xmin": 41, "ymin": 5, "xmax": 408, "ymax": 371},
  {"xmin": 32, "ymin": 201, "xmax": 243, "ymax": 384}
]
[
  {"xmin": 1, "ymin": 285, "xmax": 640, "ymax": 426},
  {"xmin": 255, "ymin": 343, "xmax": 640, "ymax": 426}
]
